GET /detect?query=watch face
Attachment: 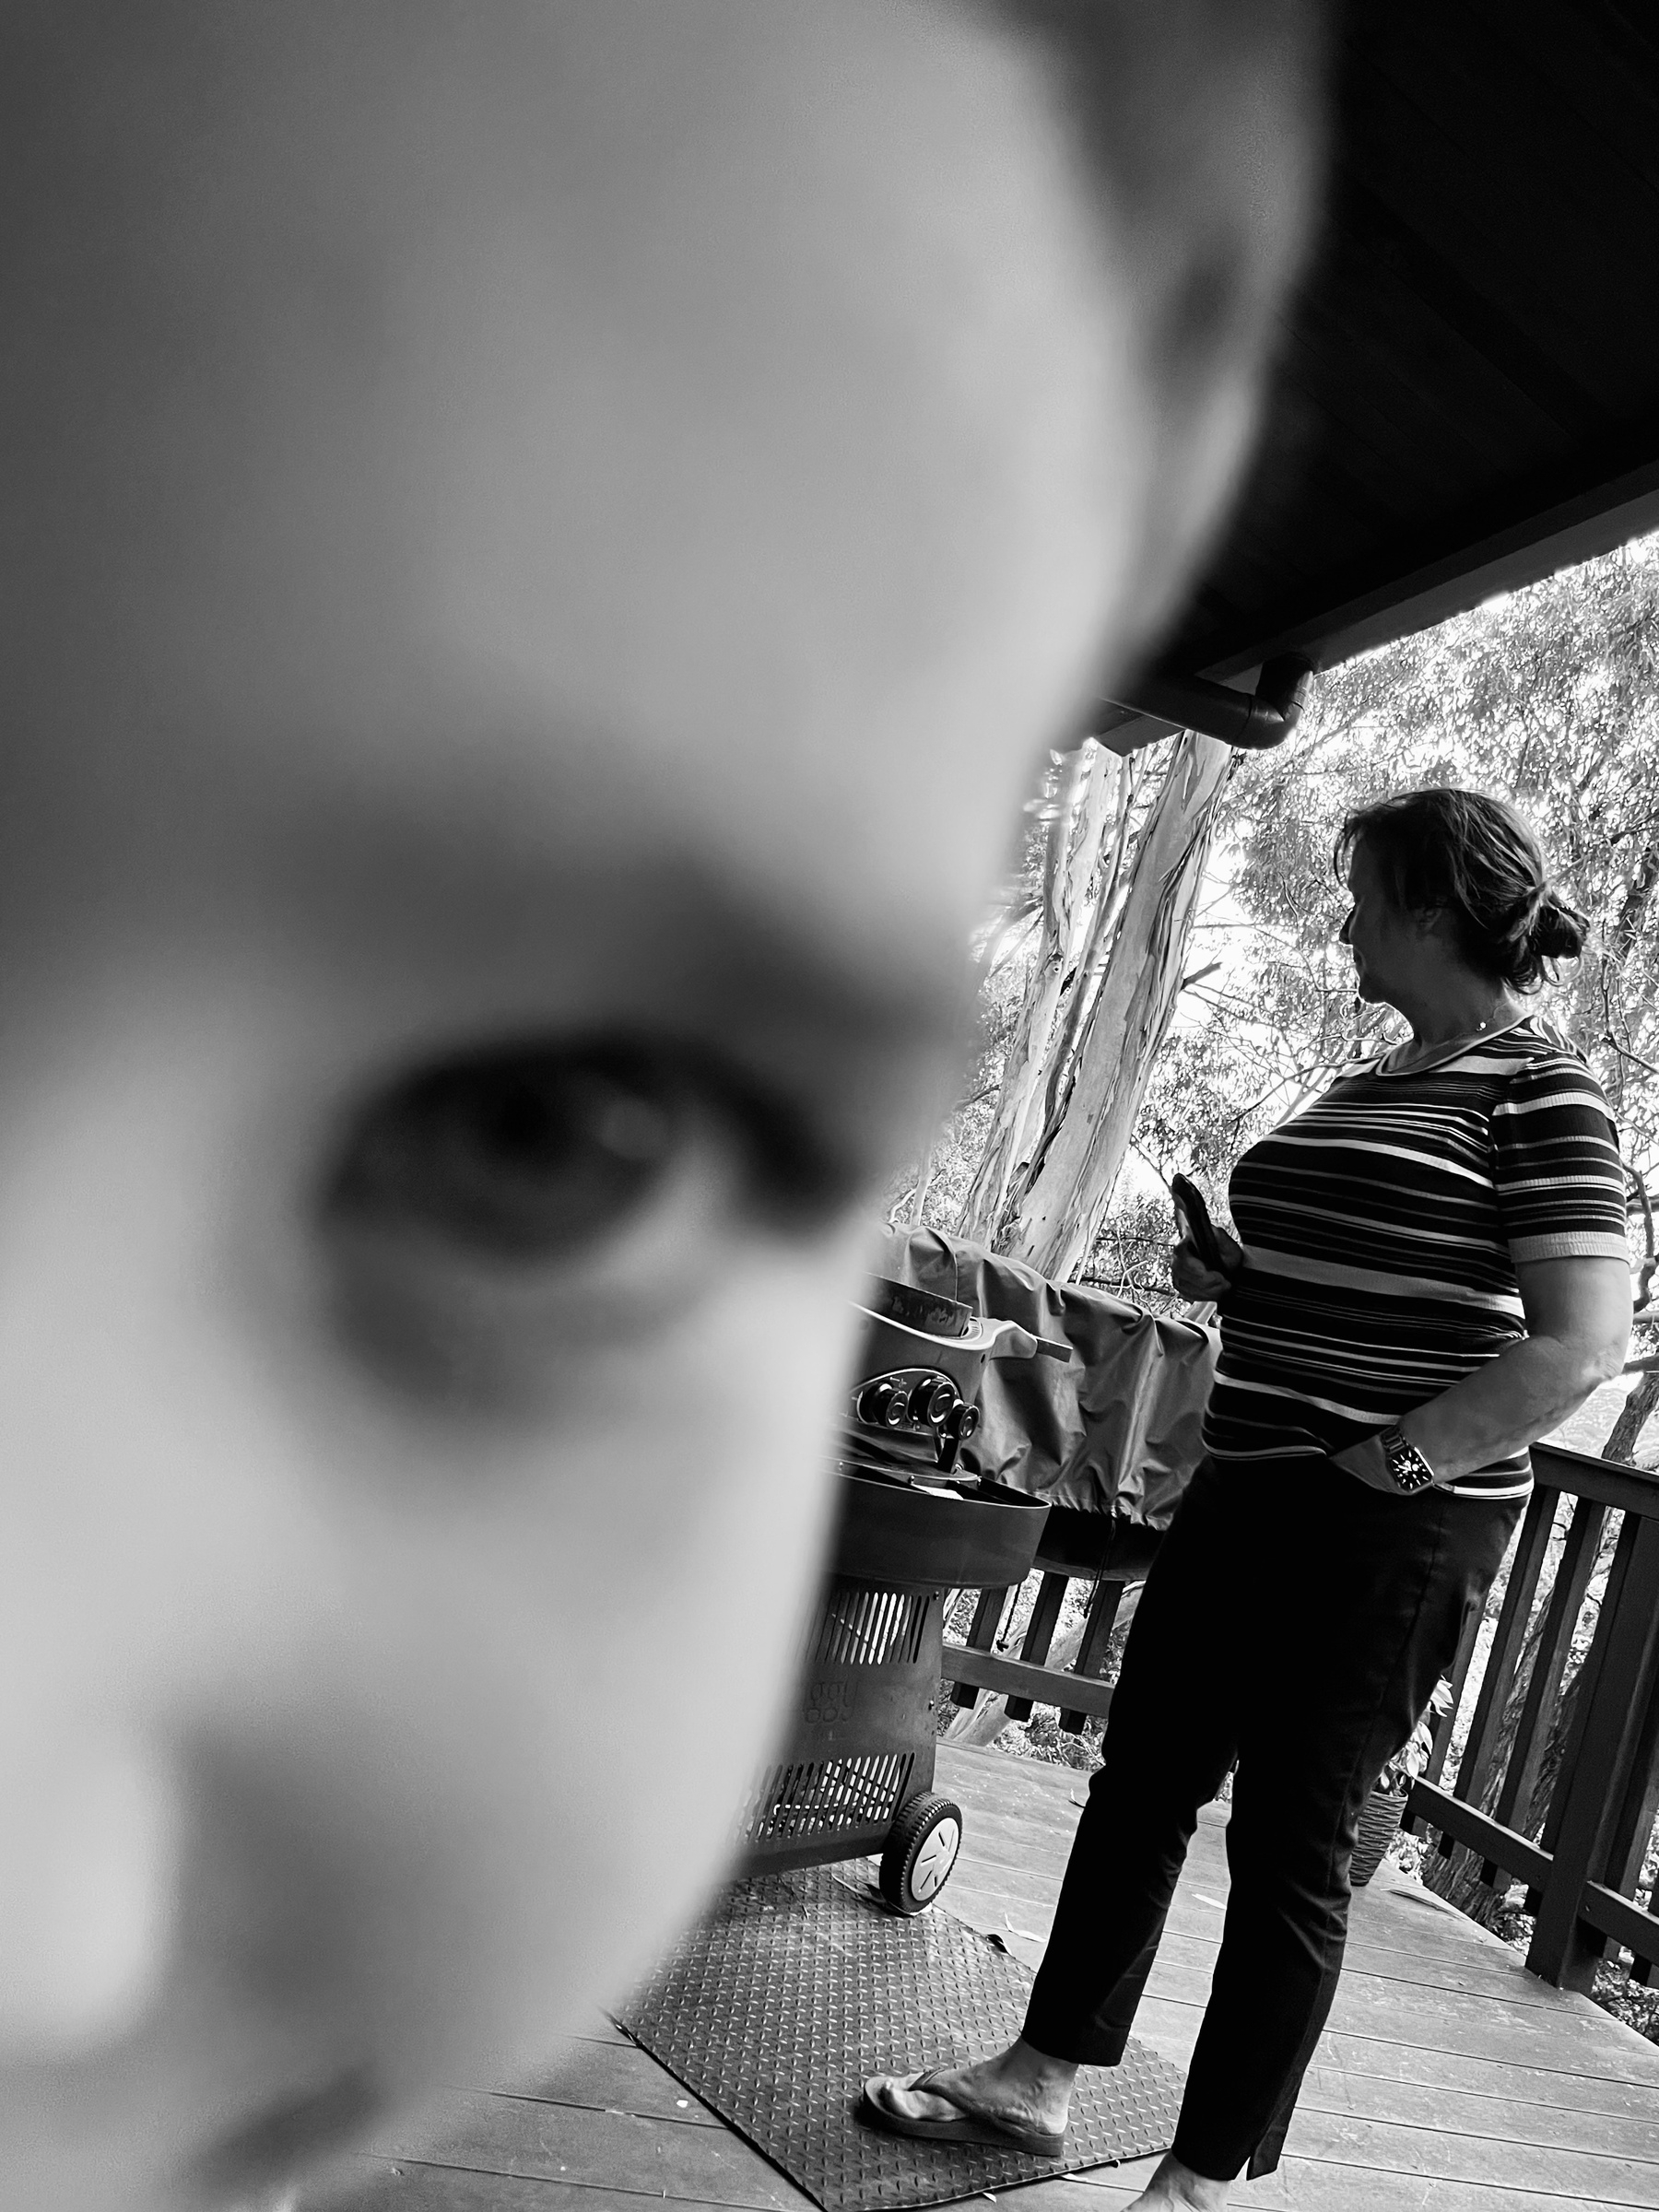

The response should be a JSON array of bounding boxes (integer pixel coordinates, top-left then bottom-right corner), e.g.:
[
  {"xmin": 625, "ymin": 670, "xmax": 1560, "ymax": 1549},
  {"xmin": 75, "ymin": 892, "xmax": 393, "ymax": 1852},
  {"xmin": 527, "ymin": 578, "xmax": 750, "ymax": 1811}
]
[{"xmin": 1383, "ymin": 1432, "xmax": 1436, "ymax": 1492}]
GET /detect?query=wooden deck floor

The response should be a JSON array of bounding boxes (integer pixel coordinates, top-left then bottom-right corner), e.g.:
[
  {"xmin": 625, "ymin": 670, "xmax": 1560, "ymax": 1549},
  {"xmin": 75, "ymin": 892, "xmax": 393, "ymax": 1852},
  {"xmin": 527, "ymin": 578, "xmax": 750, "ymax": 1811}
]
[{"xmin": 308, "ymin": 1743, "xmax": 1659, "ymax": 2212}]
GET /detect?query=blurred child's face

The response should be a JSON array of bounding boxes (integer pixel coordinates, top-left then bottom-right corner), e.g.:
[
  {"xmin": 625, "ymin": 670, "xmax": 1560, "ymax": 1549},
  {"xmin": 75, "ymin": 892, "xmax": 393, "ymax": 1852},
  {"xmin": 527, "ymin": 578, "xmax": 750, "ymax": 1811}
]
[{"xmin": 0, "ymin": 5, "xmax": 1292, "ymax": 2205}]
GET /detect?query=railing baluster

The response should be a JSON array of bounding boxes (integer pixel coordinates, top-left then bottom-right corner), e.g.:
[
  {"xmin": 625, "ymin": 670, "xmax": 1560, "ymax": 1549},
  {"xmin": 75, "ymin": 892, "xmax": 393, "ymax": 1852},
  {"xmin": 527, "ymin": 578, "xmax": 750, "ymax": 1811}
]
[
  {"xmin": 950, "ymin": 1583, "xmax": 1011, "ymax": 1709},
  {"xmin": 1493, "ymin": 1494, "xmax": 1606, "ymax": 1847},
  {"xmin": 1424, "ymin": 1597, "xmax": 1484, "ymax": 1794},
  {"xmin": 1599, "ymin": 1657, "xmax": 1659, "ymax": 1987},
  {"xmin": 1534, "ymin": 1512, "xmax": 1635, "ymax": 1873},
  {"xmin": 1526, "ymin": 1512, "xmax": 1659, "ymax": 1991},
  {"xmin": 1005, "ymin": 1571, "xmax": 1069, "ymax": 1723},
  {"xmin": 1453, "ymin": 1485, "xmax": 1558, "ymax": 1827},
  {"xmin": 1061, "ymin": 1573, "xmax": 1126, "ymax": 1735}
]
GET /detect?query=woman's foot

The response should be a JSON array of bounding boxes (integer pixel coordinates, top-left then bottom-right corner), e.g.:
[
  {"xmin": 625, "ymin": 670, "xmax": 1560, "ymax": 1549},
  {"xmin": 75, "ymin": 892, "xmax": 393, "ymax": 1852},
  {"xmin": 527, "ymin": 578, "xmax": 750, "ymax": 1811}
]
[
  {"xmin": 1125, "ymin": 2151, "xmax": 1231, "ymax": 2208},
  {"xmin": 865, "ymin": 2037, "xmax": 1077, "ymax": 2143}
]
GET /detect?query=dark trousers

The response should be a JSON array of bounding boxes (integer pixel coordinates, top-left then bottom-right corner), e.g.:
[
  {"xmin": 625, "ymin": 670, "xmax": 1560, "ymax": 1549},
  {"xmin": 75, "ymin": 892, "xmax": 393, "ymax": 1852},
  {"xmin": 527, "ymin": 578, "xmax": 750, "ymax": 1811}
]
[{"xmin": 1021, "ymin": 1456, "xmax": 1521, "ymax": 2181}]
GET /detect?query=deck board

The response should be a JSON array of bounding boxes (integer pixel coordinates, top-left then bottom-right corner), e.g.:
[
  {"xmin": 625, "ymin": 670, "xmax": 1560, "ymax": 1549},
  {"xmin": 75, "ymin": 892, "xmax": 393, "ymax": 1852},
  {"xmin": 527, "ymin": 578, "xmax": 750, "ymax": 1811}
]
[
  {"xmin": 316, "ymin": 2171, "xmax": 806, "ymax": 2212},
  {"xmin": 362, "ymin": 2091, "xmax": 802, "ymax": 2208},
  {"xmin": 495, "ymin": 2040, "xmax": 725, "ymax": 2129},
  {"xmin": 303, "ymin": 1739, "xmax": 1659, "ymax": 2212},
  {"xmin": 936, "ymin": 1746, "xmax": 1659, "ymax": 2207}
]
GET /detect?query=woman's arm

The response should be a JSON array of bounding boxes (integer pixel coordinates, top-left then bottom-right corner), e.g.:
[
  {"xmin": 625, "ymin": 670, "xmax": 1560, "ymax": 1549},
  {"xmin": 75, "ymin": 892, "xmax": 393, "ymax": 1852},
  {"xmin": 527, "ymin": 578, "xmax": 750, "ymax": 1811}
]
[{"xmin": 1334, "ymin": 1255, "xmax": 1631, "ymax": 1488}]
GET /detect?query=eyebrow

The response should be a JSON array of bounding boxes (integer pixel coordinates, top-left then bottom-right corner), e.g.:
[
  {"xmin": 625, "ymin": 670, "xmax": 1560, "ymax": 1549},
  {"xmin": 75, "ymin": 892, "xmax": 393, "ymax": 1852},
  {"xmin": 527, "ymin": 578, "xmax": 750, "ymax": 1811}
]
[
  {"xmin": 661, "ymin": 866, "xmax": 974, "ymax": 1208},
  {"xmin": 269, "ymin": 791, "xmax": 974, "ymax": 1185},
  {"xmin": 651, "ymin": 859, "xmax": 970, "ymax": 1069}
]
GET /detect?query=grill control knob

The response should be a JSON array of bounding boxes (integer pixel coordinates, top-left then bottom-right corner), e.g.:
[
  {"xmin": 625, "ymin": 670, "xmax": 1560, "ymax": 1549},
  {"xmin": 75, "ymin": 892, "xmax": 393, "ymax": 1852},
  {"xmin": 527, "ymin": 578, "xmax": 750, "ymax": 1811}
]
[
  {"xmin": 911, "ymin": 1376, "xmax": 958, "ymax": 1425},
  {"xmin": 855, "ymin": 1381, "xmax": 894, "ymax": 1426},
  {"xmin": 935, "ymin": 1397, "xmax": 982, "ymax": 1473}
]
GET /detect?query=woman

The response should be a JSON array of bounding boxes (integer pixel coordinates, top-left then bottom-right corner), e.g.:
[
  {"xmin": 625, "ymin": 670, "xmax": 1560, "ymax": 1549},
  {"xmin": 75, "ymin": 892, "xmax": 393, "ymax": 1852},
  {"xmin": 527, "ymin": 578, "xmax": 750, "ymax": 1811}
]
[{"xmin": 863, "ymin": 788, "xmax": 1631, "ymax": 2209}]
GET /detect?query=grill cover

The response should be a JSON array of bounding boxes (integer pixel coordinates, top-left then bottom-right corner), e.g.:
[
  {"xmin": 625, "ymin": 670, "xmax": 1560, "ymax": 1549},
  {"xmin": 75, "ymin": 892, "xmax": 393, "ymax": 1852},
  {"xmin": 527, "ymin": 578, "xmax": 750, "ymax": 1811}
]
[{"xmin": 876, "ymin": 1226, "xmax": 1214, "ymax": 1528}]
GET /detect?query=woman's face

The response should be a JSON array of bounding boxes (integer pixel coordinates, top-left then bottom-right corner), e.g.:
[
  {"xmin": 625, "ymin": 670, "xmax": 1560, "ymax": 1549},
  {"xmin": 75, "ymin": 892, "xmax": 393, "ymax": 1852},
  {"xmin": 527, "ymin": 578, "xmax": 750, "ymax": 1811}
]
[{"xmin": 1341, "ymin": 842, "xmax": 1436, "ymax": 1006}]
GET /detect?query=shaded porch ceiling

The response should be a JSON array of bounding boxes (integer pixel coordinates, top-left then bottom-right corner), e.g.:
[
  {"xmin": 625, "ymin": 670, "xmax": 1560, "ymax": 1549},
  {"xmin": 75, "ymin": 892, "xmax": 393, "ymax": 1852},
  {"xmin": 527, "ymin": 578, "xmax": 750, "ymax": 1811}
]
[{"xmin": 1106, "ymin": 0, "xmax": 1659, "ymax": 745}]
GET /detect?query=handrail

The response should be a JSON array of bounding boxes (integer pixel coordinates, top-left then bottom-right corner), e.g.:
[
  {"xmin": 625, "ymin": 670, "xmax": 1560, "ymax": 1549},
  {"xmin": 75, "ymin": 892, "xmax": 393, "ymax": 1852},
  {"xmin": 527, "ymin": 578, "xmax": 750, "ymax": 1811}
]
[
  {"xmin": 942, "ymin": 1641, "xmax": 1115, "ymax": 1723},
  {"xmin": 1531, "ymin": 1441, "xmax": 1659, "ymax": 1516}
]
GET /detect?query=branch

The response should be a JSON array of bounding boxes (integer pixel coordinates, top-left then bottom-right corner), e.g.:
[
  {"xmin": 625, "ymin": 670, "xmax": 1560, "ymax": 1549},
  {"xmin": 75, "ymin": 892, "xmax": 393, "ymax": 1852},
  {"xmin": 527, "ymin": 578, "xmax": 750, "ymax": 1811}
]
[
  {"xmin": 1604, "ymin": 1034, "xmax": 1659, "ymax": 1081},
  {"xmin": 953, "ymin": 1081, "xmax": 1001, "ymax": 1113},
  {"xmin": 1180, "ymin": 959, "xmax": 1222, "ymax": 992}
]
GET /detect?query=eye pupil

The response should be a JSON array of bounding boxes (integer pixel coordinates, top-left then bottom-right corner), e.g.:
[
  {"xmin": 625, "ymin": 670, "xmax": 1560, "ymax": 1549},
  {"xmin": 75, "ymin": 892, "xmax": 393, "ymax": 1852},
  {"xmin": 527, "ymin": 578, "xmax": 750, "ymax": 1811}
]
[
  {"xmin": 481, "ymin": 1077, "xmax": 573, "ymax": 1165},
  {"xmin": 476, "ymin": 1074, "xmax": 670, "ymax": 1170},
  {"xmin": 480, "ymin": 1083, "xmax": 553, "ymax": 1161}
]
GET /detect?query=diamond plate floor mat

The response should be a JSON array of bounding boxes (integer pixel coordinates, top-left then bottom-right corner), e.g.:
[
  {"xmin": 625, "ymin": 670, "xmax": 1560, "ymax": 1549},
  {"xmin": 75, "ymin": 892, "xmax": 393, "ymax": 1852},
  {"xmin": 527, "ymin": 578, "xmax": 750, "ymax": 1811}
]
[{"xmin": 616, "ymin": 1867, "xmax": 1184, "ymax": 2212}]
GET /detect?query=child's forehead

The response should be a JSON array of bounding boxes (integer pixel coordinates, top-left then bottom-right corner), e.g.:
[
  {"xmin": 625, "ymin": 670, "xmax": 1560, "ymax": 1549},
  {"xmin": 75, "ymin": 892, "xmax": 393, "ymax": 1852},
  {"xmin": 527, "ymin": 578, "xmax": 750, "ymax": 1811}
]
[
  {"xmin": 7, "ymin": 2, "xmax": 1133, "ymax": 987},
  {"xmin": 14, "ymin": 5, "xmax": 1111, "ymax": 444}
]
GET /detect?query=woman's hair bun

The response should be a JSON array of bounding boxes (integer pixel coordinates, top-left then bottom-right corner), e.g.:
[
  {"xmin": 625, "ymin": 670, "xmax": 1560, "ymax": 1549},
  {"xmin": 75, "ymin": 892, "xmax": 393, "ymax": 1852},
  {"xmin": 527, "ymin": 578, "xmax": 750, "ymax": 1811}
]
[{"xmin": 1530, "ymin": 888, "xmax": 1587, "ymax": 962}]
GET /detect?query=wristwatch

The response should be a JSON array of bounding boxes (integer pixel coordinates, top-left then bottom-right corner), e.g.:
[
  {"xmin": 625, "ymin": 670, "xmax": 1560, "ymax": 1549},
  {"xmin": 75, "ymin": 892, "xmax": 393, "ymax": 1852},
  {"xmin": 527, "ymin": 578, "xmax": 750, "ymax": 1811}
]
[{"xmin": 1378, "ymin": 1423, "xmax": 1438, "ymax": 1494}]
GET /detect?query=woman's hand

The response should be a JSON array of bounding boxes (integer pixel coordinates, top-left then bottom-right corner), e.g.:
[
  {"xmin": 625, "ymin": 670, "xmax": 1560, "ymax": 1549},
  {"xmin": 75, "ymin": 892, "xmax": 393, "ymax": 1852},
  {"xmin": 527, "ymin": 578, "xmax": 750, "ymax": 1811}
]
[
  {"xmin": 1329, "ymin": 1432, "xmax": 1416, "ymax": 1491},
  {"xmin": 1171, "ymin": 1226, "xmax": 1244, "ymax": 1303}
]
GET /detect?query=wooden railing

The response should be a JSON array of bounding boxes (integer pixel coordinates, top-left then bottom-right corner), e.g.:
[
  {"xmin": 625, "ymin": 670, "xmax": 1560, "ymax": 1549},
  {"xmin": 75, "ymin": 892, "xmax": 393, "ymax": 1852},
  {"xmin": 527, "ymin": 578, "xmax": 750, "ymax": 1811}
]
[
  {"xmin": 942, "ymin": 1509, "xmax": 1158, "ymax": 1732},
  {"xmin": 941, "ymin": 1448, "xmax": 1659, "ymax": 1996},
  {"xmin": 1408, "ymin": 1441, "xmax": 1659, "ymax": 1994}
]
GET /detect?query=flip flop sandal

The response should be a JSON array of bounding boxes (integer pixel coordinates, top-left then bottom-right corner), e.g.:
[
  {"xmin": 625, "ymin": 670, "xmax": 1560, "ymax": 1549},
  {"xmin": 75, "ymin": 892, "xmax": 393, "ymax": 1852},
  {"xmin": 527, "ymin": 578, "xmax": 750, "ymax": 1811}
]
[{"xmin": 858, "ymin": 2067, "xmax": 1067, "ymax": 2158}]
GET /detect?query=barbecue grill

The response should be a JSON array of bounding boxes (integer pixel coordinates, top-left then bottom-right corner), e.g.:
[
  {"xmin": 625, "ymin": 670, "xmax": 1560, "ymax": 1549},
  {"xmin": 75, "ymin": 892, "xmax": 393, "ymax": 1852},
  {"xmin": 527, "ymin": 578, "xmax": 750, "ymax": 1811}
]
[{"xmin": 737, "ymin": 1277, "xmax": 1063, "ymax": 1911}]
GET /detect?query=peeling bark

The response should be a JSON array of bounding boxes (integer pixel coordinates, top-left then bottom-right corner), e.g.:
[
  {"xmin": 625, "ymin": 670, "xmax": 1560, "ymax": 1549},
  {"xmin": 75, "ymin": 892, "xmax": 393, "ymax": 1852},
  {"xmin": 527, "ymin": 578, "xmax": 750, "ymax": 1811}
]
[{"xmin": 999, "ymin": 734, "xmax": 1234, "ymax": 1280}]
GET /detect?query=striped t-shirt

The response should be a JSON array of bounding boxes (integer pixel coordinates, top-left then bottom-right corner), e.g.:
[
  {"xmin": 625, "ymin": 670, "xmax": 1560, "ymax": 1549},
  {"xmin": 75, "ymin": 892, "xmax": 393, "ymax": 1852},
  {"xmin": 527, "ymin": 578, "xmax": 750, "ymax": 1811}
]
[{"xmin": 1203, "ymin": 1016, "xmax": 1627, "ymax": 1499}]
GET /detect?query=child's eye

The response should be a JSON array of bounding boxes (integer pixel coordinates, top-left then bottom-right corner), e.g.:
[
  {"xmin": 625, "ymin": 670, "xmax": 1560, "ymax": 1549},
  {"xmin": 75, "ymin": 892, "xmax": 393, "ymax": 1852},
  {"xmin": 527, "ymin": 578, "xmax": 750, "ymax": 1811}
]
[{"xmin": 324, "ymin": 1042, "xmax": 691, "ymax": 1262}]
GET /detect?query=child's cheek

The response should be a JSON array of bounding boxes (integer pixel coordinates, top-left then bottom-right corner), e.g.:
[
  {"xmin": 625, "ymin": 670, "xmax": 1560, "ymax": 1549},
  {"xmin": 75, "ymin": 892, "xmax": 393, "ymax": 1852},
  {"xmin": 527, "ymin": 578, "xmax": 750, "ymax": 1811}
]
[
  {"xmin": 301, "ymin": 1229, "xmax": 856, "ymax": 2052},
  {"xmin": 0, "ymin": 1006, "xmax": 860, "ymax": 2164}
]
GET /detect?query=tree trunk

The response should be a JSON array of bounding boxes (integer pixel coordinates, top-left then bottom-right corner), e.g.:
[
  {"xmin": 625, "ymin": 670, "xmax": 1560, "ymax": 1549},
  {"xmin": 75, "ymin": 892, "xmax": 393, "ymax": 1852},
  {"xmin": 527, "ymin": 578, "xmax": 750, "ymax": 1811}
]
[
  {"xmin": 959, "ymin": 743, "xmax": 1135, "ymax": 1244},
  {"xmin": 1000, "ymin": 733, "xmax": 1234, "ymax": 1280},
  {"xmin": 1606, "ymin": 1366, "xmax": 1659, "ymax": 1465}
]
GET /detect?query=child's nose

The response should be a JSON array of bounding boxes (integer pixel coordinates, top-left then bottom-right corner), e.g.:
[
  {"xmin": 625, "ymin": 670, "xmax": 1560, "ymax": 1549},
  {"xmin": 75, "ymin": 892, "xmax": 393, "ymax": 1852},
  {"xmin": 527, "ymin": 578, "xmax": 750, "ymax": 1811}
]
[{"xmin": 1338, "ymin": 907, "xmax": 1354, "ymax": 943}]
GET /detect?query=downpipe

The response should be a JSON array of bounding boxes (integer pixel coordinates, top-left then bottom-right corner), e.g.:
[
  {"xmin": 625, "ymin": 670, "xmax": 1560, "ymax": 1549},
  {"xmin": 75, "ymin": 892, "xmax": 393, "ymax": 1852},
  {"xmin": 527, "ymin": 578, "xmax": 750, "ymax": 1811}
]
[{"xmin": 1095, "ymin": 650, "xmax": 1315, "ymax": 751}]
